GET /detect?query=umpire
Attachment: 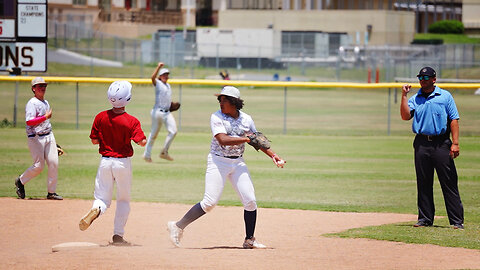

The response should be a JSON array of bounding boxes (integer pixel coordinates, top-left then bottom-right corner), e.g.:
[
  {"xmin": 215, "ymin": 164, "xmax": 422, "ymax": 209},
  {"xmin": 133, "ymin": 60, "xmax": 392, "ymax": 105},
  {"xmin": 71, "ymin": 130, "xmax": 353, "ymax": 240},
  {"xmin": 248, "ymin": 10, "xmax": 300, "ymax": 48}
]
[{"xmin": 400, "ymin": 66, "xmax": 464, "ymax": 229}]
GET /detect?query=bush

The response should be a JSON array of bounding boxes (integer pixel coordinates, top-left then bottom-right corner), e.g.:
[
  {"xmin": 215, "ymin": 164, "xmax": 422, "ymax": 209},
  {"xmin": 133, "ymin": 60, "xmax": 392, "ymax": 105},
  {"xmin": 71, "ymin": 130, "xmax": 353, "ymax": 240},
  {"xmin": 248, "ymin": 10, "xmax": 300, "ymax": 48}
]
[
  {"xmin": 411, "ymin": 39, "xmax": 444, "ymax": 45},
  {"xmin": 0, "ymin": 118, "xmax": 12, "ymax": 128},
  {"xmin": 428, "ymin": 20, "xmax": 464, "ymax": 34}
]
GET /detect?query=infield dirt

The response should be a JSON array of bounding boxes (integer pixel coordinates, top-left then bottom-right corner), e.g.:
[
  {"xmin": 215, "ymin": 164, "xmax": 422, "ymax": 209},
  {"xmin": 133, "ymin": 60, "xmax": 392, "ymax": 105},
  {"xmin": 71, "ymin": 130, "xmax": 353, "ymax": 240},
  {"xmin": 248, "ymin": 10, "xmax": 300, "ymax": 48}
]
[{"xmin": 2, "ymin": 198, "xmax": 480, "ymax": 269}]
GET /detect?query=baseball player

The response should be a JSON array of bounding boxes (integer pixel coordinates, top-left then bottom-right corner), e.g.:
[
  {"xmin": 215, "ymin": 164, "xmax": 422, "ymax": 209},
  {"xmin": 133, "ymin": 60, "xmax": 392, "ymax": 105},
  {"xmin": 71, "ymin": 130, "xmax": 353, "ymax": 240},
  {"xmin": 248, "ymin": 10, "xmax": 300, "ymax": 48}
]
[
  {"xmin": 167, "ymin": 86, "xmax": 286, "ymax": 249},
  {"xmin": 143, "ymin": 62, "xmax": 177, "ymax": 162},
  {"xmin": 79, "ymin": 81, "xmax": 146, "ymax": 245},
  {"xmin": 15, "ymin": 77, "xmax": 63, "ymax": 200}
]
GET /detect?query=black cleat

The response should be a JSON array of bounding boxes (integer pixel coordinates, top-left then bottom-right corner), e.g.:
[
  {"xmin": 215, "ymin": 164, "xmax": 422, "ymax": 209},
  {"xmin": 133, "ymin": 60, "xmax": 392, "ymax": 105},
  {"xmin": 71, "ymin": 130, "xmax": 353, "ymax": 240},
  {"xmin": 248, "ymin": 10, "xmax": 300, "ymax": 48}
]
[
  {"xmin": 413, "ymin": 221, "xmax": 432, "ymax": 227},
  {"xmin": 15, "ymin": 178, "xmax": 25, "ymax": 199},
  {"xmin": 47, "ymin": 193, "xmax": 63, "ymax": 200},
  {"xmin": 453, "ymin": 224, "xmax": 464, "ymax": 230},
  {"xmin": 112, "ymin": 235, "xmax": 131, "ymax": 246}
]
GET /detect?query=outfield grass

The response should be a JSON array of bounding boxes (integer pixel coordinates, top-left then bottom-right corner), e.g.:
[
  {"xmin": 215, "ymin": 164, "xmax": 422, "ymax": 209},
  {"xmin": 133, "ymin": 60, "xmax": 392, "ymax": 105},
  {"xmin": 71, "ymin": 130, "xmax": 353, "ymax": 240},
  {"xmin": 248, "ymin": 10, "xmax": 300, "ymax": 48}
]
[
  {"xmin": 1, "ymin": 129, "xmax": 480, "ymax": 249},
  {"xmin": 1, "ymin": 83, "xmax": 479, "ymax": 250}
]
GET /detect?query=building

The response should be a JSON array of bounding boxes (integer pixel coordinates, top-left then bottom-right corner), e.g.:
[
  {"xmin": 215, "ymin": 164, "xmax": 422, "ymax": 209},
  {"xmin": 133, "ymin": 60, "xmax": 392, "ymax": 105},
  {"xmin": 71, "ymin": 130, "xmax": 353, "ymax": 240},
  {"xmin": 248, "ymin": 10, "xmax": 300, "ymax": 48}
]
[{"xmin": 47, "ymin": 0, "xmax": 476, "ymax": 43}]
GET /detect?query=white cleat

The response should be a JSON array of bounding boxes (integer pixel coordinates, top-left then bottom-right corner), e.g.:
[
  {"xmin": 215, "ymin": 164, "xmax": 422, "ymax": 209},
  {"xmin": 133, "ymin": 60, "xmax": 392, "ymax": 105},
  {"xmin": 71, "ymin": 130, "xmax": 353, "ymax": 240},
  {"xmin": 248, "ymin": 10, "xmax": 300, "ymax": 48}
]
[
  {"xmin": 167, "ymin": 221, "xmax": 183, "ymax": 247},
  {"xmin": 243, "ymin": 237, "xmax": 267, "ymax": 249}
]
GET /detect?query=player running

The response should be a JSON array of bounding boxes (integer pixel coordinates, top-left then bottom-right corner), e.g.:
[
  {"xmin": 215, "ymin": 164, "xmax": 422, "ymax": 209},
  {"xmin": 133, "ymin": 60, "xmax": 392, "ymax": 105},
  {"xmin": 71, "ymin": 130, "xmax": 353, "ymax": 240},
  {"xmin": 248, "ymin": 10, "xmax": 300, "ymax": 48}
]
[
  {"xmin": 79, "ymin": 81, "xmax": 146, "ymax": 245},
  {"xmin": 167, "ymin": 86, "xmax": 286, "ymax": 249}
]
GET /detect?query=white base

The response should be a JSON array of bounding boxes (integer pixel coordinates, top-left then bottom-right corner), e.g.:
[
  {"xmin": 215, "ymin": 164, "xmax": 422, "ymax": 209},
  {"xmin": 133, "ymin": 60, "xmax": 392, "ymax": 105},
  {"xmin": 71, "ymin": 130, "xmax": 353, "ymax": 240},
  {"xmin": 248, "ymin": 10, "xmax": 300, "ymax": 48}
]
[{"xmin": 52, "ymin": 242, "xmax": 100, "ymax": 252}]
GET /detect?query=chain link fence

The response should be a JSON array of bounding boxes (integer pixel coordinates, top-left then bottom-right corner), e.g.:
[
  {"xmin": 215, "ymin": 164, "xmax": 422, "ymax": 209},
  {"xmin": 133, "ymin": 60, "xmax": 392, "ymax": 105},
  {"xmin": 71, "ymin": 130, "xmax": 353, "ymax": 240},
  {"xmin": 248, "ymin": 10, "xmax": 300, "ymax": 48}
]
[{"xmin": 47, "ymin": 19, "xmax": 480, "ymax": 82}]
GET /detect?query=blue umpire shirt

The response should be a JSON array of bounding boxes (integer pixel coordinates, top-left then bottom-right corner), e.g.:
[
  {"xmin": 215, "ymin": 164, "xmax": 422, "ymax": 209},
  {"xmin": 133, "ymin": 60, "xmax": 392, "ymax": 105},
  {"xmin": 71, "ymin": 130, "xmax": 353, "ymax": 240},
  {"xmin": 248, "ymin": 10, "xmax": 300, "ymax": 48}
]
[{"xmin": 408, "ymin": 85, "xmax": 459, "ymax": 136}]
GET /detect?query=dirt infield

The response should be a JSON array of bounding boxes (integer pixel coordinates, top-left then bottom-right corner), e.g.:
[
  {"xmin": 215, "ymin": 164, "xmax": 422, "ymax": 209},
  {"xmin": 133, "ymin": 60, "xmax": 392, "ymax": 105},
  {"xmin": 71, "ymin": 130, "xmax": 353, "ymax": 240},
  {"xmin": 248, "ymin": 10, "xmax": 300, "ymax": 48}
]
[{"xmin": 2, "ymin": 198, "xmax": 480, "ymax": 269}]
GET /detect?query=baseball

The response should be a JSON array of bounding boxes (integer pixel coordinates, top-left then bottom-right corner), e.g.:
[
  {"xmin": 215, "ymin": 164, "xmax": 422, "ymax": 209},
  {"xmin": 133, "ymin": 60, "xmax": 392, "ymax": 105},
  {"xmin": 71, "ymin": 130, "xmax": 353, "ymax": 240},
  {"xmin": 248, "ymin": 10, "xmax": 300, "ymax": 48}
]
[{"xmin": 277, "ymin": 160, "xmax": 285, "ymax": 166}]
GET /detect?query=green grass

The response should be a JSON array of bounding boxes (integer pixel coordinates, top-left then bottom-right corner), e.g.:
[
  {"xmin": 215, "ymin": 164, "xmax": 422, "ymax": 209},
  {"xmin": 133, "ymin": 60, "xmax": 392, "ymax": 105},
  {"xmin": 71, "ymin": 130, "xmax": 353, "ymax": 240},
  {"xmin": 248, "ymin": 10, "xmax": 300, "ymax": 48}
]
[
  {"xmin": 1, "ymin": 79, "xmax": 480, "ymax": 250},
  {"xmin": 1, "ymin": 129, "xmax": 480, "ymax": 250},
  {"xmin": 415, "ymin": 33, "xmax": 480, "ymax": 44}
]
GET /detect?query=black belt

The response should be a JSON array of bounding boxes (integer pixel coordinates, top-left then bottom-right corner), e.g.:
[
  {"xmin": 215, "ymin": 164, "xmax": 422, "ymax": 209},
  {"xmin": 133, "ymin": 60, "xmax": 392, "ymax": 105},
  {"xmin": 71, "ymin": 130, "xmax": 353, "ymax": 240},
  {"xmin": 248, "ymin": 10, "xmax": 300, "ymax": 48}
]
[
  {"xmin": 158, "ymin": 108, "xmax": 169, "ymax": 113},
  {"xmin": 417, "ymin": 133, "xmax": 448, "ymax": 142},
  {"xmin": 216, "ymin": 154, "xmax": 241, "ymax": 159},
  {"xmin": 27, "ymin": 132, "xmax": 50, "ymax": 138}
]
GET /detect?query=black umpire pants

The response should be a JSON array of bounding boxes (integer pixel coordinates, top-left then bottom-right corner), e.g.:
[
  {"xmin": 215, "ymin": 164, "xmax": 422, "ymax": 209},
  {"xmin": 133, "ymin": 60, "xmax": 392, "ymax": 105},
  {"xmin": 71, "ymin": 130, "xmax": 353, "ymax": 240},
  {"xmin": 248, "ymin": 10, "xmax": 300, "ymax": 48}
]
[{"xmin": 413, "ymin": 134, "xmax": 464, "ymax": 226}]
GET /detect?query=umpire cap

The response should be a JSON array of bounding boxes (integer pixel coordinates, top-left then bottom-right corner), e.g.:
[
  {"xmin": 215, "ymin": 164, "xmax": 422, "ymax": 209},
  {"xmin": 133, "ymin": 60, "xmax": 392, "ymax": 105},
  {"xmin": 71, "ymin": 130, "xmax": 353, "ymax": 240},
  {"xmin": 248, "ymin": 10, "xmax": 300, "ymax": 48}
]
[{"xmin": 417, "ymin": 67, "xmax": 436, "ymax": 77}]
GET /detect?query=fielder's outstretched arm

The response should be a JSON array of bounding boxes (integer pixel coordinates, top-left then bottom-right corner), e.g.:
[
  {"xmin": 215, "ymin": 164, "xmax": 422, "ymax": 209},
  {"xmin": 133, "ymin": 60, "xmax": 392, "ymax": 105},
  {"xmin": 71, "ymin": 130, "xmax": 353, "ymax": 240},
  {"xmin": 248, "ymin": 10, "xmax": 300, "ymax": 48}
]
[
  {"xmin": 261, "ymin": 148, "xmax": 286, "ymax": 168},
  {"xmin": 151, "ymin": 62, "xmax": 164, "ymax": 86}
]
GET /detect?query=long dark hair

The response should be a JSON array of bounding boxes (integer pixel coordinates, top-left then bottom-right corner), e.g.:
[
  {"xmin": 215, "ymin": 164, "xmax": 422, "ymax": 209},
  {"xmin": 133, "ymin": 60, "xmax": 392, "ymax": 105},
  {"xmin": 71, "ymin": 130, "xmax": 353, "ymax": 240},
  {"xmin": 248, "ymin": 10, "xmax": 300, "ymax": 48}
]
[{"xmin": 217, "ymin": 95, "xmax": 244, "ymax": 110}]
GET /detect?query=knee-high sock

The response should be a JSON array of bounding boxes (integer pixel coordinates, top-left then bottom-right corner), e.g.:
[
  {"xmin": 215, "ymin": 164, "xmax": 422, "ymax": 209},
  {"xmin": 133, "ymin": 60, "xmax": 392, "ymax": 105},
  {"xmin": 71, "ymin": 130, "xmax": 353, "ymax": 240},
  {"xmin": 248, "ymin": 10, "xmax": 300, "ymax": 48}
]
[
  {"xmin": 176, "ymin": 203, "xmax": 206, "ymax": 230},
  {"xmin": 244, "ymin": 209, "xmax": 257, "ymax": 240}
]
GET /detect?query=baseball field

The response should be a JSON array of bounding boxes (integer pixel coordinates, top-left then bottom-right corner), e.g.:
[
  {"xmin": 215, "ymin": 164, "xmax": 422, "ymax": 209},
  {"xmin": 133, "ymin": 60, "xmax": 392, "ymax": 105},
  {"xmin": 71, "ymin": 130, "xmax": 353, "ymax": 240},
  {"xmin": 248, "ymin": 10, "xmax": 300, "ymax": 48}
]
[{"xmin": 1, "ymin": 79, "xmax": 480, "ymax": 269}]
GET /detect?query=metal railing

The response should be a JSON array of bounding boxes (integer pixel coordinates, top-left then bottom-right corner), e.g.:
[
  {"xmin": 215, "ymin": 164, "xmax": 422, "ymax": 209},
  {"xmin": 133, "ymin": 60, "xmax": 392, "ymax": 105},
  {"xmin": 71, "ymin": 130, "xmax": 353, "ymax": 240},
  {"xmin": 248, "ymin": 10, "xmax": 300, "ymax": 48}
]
[{"xmin": 3, "ymin": 75, "xmax": 479, "ymax": 135}]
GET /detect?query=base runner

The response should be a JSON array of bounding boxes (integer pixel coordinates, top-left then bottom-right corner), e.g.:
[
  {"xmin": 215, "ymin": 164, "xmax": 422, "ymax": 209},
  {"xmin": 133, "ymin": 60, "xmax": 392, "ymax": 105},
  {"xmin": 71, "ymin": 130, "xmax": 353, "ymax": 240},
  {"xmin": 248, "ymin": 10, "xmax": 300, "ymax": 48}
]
[{"xmin": 79, "ymin": 81, "xmax": 146, "ymax": 245}]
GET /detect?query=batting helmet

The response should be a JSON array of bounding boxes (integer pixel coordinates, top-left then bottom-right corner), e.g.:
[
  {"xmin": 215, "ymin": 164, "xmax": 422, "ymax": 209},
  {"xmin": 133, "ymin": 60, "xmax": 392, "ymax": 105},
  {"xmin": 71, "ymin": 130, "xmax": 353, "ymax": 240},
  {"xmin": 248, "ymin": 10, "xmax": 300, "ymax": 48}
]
[{"xmin": 107, "ymin": 81, "xmax": 132, "ymax": 108}]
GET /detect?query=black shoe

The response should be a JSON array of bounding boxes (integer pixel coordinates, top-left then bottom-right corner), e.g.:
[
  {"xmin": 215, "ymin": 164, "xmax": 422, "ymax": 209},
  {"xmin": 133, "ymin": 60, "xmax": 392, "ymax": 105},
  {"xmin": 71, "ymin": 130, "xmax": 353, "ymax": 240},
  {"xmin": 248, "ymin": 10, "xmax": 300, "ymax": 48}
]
[
  {"xmin": 413, "ymin": 221, "xmax": 432, "ymax": 227},
  {"xmin": 15, "ymin": 177, "xmax": 25, "ymax": 199},
  {"xmin": 453, "ymin": 224, "xmax": 464, "ymax": 230},
  {"xmin": 47, "ymin": 193, "xmax": 63, "ymax": 200},
  {"xmin": 112, "ymin": 235, "xmax": 131, "ymax": 246}
]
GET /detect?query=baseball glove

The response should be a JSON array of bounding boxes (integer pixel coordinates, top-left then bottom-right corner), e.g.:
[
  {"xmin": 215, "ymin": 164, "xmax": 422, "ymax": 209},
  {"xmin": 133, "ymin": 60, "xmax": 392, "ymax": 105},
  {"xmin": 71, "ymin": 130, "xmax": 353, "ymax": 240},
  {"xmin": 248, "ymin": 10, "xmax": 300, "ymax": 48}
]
[
  {"xmin": 56, "ymin": 144, "xmax": 65, "ymax": 156},
  {"xmin": 170, "ymin": 102, "xmax": 181, "ymax": 112},
  {"xmin": 247, "ymin": 132, "xmax": 271, "ymax": 151}
]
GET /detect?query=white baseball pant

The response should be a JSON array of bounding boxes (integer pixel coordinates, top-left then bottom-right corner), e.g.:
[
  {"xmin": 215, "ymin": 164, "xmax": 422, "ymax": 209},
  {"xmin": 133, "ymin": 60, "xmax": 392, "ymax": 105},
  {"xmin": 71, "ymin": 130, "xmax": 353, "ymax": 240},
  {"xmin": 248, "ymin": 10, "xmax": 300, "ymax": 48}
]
[
  {"xmin": 92, "ymin": 157, "xmax": 132, "ymax": 237},
  {"xmin": 20, "ymin": 133, "xmax": 58, "ymax": 193},
  {"xmin": 200, "ymin": 154, "xmax": 257, "ymax": 212},
  {"xmin": 144, "ymin": 109, "xmax": 177, "ymax": 158}
]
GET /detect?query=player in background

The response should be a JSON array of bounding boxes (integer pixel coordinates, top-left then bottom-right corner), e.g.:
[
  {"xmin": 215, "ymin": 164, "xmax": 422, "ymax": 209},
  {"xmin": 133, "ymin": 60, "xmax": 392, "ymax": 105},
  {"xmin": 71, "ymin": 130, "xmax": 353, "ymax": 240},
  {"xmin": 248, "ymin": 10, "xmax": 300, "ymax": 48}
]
[
  {"xmin": 15, "ymin": 77, "xmax": 63, "ymax": 200},
  {"xmin": 143, "ymin": 62, "xmax": 178, "ymax": 162},
  {"xmin": 79, "ymin": 81, "xmax": 146, "ymax": 245},
  {"xmin": 167, "ymin": 86, "xmax": 286, "ymax": 249}
]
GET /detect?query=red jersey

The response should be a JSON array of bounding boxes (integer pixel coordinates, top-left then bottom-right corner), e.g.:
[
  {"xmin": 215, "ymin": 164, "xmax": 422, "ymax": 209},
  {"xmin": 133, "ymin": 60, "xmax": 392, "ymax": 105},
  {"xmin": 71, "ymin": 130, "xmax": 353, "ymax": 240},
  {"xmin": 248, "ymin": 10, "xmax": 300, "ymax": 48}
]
[{"xmin": 90, "ymin": 109, "xmax": 146, "ymax": 158}]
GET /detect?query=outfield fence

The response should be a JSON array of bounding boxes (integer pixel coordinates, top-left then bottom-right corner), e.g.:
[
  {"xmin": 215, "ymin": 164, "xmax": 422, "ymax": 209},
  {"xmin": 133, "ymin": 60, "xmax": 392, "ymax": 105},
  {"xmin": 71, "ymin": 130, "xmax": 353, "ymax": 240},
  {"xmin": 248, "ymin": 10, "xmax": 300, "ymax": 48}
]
[{"xmin": 2, "ymin": 75, "xmax": 480, "ymax": 136}]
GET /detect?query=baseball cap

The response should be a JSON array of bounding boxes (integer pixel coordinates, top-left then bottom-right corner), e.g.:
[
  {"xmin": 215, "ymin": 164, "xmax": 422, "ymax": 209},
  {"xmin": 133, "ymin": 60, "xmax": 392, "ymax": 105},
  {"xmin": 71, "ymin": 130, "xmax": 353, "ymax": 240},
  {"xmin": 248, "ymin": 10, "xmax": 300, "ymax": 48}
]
[
  {"xmin": 417, "ymin": 67, "xmax": 436, "ymax": 77},
  {"xmin": 31, "ymin": 77, "xmax": 47, "ymax": 87},
  {"xmin": 159, "ymin": 68, "xmax": 170, "ymax": 76},
  {"xmin": 215, "ymin": 86, "xmax": 241, "ymax": 99}
]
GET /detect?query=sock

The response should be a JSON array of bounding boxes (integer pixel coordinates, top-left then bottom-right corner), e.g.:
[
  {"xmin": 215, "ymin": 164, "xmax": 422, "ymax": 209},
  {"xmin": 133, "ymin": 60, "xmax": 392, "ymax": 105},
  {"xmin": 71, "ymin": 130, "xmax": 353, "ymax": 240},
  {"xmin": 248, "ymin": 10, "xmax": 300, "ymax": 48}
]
[
  {"xmin": 244, "ymin": 209, "xmax": 257, "ymax": 240},
  {"xmin": 176, "ymin": 203, "xmax": 206, "ymax": 230}
]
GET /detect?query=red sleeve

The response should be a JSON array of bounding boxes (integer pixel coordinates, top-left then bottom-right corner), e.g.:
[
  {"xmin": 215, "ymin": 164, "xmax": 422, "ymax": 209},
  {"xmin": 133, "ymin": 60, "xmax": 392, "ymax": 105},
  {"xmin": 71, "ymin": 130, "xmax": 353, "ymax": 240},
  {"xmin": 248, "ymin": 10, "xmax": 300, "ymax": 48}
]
[
  {"xmin": 90, "ymin": 113, "xmax": 101, "ymax": 140},
  {"xmin": 131, "ymin": 118, "xmax": 146, "ymax": 143},
  {"xmin": 26, "ymin": 116, "xmax": 46, "ymax": 126}
]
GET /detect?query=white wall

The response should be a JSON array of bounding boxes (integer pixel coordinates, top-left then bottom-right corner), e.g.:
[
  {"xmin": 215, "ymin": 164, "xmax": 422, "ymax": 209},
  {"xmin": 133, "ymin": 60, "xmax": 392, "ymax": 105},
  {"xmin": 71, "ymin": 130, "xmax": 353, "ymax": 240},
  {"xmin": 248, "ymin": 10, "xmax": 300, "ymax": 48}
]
[
  {"xmin": 196, "ymin": 28, "xmax": 280, "ymax": 58},
  {"xmin": 111, "ymin": 0, "xmax": 124, "ymax": 8},
  {"xmin": 48, "ymin": 0, "xmax": 72, "ymax": 5},
  {"xmin": 218, "ymin": 10, "xmax": 415, "ymax": 45}
]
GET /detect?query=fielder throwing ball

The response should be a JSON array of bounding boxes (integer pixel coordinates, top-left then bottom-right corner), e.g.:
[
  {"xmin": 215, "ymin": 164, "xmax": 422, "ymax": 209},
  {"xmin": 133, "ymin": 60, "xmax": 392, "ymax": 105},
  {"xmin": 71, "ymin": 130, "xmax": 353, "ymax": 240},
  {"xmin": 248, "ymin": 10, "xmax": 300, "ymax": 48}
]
[
  {"xmin": 167, "ymin": 86, "xmax": 286, "ymax": 249},
  {"xmin": 143, "ymin": 62, "xmax": 178, "ymax": 162},
  {"xmin": 15, "ymin": 77, "xmax": 63, "ymax": 200},
  {"xmin": 79, "ymin": 81, "xmax": 146, "ymax": 245}
]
